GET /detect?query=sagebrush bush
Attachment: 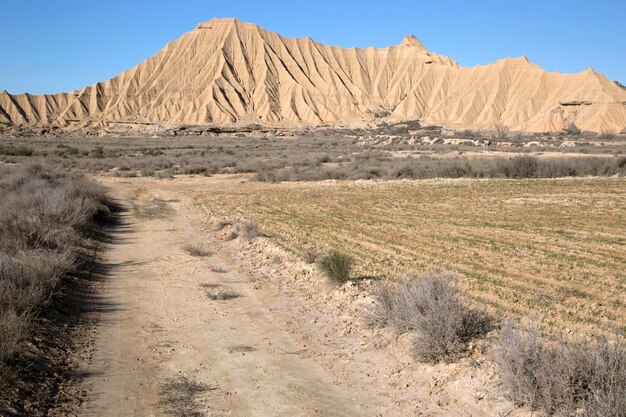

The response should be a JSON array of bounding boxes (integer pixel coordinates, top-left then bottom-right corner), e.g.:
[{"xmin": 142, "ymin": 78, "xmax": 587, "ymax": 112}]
[
  {"xmin": 367, "ymin": 272, "xmax": 493, "ymax": 363},
  {"xmin": 214, "ymin": 220, "xmax": 232, "ymax": 231},
  {"xmin": 318, "ymin": 251, "xmax": 354, "ymax": 284},
  {"xmin": 303, "ymin": 244, "xmax": 319, "ymax": 264},
  {"xmin": 0, "ymin": 163, "xmax": 109, "ymax": 371},
  {"xmin": 494, "ymin": 324, "xmax": 626, "ymax": 417},
  {"xmin": 506, "ymin": 155, "xmax": 539, "ymax": 178},
  {"xmin": 182, "ymin": 244, "xmax": 211, "ymax": 257},
  {"xmin": 240, "ymin": 220, "xmax": 260, "ymax": 240}
]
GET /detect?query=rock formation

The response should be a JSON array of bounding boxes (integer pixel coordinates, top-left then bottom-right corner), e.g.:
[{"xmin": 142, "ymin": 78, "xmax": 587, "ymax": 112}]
[{"xmin": 1, "ymin": 18, "xmax": 625, "ymax": 133}]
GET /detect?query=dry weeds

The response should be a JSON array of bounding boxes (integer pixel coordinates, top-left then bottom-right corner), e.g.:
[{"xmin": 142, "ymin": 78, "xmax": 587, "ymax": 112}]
[{"xmin": 367, "ymin": 272, "xmax": 492, "ymax": 363}]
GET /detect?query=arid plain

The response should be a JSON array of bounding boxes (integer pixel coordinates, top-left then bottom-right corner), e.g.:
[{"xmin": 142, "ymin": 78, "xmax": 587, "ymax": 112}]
[{"xmin": 1, "ymin": 16, "xmax": 626, "ymax": 417}]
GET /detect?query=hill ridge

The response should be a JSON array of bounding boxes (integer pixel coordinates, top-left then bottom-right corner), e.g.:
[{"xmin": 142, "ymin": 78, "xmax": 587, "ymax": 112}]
[{"xmin": 1, "ymin": 18, "xmax": 625, "ymax": 132}]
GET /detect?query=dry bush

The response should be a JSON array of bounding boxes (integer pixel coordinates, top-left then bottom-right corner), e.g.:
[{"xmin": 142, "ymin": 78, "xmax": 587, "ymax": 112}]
[
  {"xmin": 491, "ymin": 122, "xmax": 510, "ymax": 139},
  {"xmin": 201, "ymin": 284, "xmax": 240, "ymax": 300},
  {"xmin": 159, "ymin": 376, "xmax": 213, "ymax": 417},
  {"xmin": 209, "ymin": 265, "xmax": 227, "ymax": 273},
  {"xmin": 214, "ymin": 219, "xmax": 232, "ymax": 231},
  {"xmin": 10, "ymin": 136, "xmax": 625, "ymax": 183},
  {"xmin": 597, "ymin": 130, "xmax": 617, "ymax": 140},
  {"xmin": 240, "ymin": 220, "xmax": 260, "ymax": 240},
  {"xmin": 0, "ymin": 163, "xmax": 109, "ymax": 370},
  {"xmin": 367, "ymin": 272, "xmax": 493, "ymax": 363},
  {"xmin": 504, "ymin": 155, "xmax": 539, "ymax": 178},
  {"xmin": 303, "ymin": 243, "xmax": 319, "ymax": 264},
  {"xmin": 182, "ymin": 244, "xmax": 211, "ymax": 257},
  {"xmin": 318, "ymin": 251, "xmax": 354, "ymax": 284},
  {"xmin": 0, "ymin": 145, "xmax": 35, "ymax": 156},
  {"xmin": 494, "ymin": 324, "xmax": 626, "ymax": 416}
]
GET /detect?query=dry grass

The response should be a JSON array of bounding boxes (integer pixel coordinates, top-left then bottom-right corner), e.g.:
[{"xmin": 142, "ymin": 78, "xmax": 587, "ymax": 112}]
[
  {"xmin": 192, "ymin": 177, "xmax": 626, "ymax": 338},
  {"xmin": 159, "ymin": 376, "xmax": 214, "ymax": 417},
  {"xmin": 494, "ymin": 324, "xmax": 626, "ymax": 416},
  {"xmin": 367, "ymin": 272, "xmax": 492, "ymax": 363},
  {"xmin": 318, "ymin": 251, "xmax": 354, "ymax": 284},
  {"xmin": 201, "ymin": 284, "xmax": 240, "ymax": 300},
  {"xmin": 182, "ymin": 244, "xmax": 212, "ymax": 257},
  {"xmin": 0, "ymin": 163, "xmax": 110, "ymax": 376}
]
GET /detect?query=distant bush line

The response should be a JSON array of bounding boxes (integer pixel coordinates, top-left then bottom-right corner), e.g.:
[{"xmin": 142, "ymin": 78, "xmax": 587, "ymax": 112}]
[
  {"xmin": 0, "ymin": 136, "xmax": 623, "ymax": 182},
  {"xmin": 253, "ymin": 154, "xmax": 626, "ymax": 182}
]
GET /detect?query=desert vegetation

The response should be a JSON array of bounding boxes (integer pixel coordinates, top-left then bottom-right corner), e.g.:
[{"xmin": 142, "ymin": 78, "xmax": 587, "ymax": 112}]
[
  {"xmin": 192, "ymin": 177, "xmax": 626, "ymax": 339},
  {"xmin": 0, "ymin": 163, "xmax": 111, "ymax": 387},
  {"xmin": 494, "ymin": 324, "xmax": 626, "ymax": 416},
  {"xmin": 182, "ymin": 243, "xmax": 212, "ymax": 257},
  {"xmin": 159, "ymin": 376, "xmax": 213, "ymax": 417},
  {"xmin": 317, "ymin": 251, "xmax": 354, "ymax": 284},
  {"xmin": 239, "ymin": 220, "xmax": 260, "ymax": 240},
  {"xmin": 0, "ymin": 134, "xmax": 624, "ymax": 183},
  {"xmin": 199, "ymin": 173, "xmax": 626, "ymax": 414},
  {"xmin": 201, "ymin": 283, "xmax": 240, "ymax": 300},
  {"xmin": 367, "ymin": 272, "xmax": 493, "ymax": 363}
]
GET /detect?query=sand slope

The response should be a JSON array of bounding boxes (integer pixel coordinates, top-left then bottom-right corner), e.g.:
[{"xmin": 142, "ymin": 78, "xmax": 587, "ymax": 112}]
[{"xmin": 1, "ymin": 18, "xmax": 625, "ymax": 132}]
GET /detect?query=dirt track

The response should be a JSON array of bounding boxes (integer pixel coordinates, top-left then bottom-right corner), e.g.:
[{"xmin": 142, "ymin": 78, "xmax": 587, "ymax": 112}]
[{"xmin": 77, "ymin": 182, "xmax": 375, "ymax": 417}]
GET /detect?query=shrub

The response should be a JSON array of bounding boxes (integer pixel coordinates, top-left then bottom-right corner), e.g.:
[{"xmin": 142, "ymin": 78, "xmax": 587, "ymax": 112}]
[
  {"xmin": 0, "ymin": 145, "xmax": 34, "ymax": 156},
  {"xmin": 0, "ymin": 163, "xmax": 109, "ymax": 372},
  {"xmin": 240, "ymin": 220, "xmax": 260, "ymax": 240},
  {"xmin": 201, "ymin": 284, "xmax": 240, "ymax": 300},
  {"xmin": 182, "ymin": 244, "xmax": 211, "ymax": 257},
  {"xmin": 139, "ymin": 168, "xmax": 155, "ymax": 177},
  {"xmin": 303, "ymin": 244, "xmax": 319, "ymax": 264},
  {"xmin": 318, "ymin": 251, "xmax": 354, "ymax": 284},
  {"xmin": 598, "ymin": 130, "xmax": 617, "ymax": 140},
  {"xmin": 506, "ymin": 155, "xmax": 539, "ymax": 178},
  {"xmin": 367, "ymin": 272, "xmax": 493, "ymax": 363},
  {"xmin": 491, "ymin": 122, "xmax": 510, "ymax": 140},
  {"xmin": 494, "ymin": 324, "xmax": 626, "ymax": 417},
  {"xmin": 215, "ymin": 220, "xmax": 232, "ymax": 231}
]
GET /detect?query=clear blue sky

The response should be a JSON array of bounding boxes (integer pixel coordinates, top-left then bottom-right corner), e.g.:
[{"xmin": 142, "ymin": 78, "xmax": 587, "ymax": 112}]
[{"xmin": 1, "ymin": 0, "xmax": 624, "ymax": 95}]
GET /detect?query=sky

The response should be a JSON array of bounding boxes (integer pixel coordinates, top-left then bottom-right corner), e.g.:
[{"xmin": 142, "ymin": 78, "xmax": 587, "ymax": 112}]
[{"xmin": 1, "ymin": 0, "xmax": 624, "ymax": 95}]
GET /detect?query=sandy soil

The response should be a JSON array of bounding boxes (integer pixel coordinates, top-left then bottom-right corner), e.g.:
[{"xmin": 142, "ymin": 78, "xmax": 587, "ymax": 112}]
[
  {"xmin": 71, "ymin": 181, "xmax": 376, "ymax": 416},
  {"xmin": 58, "ymin": 176, "xmax": 531, "ymax": 416}
]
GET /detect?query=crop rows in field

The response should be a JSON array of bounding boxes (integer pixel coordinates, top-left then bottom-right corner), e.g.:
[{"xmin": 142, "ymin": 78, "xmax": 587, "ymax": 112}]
[{"xmin": 193, "ymin": 178, "xmax": 626, "ymax": 337}]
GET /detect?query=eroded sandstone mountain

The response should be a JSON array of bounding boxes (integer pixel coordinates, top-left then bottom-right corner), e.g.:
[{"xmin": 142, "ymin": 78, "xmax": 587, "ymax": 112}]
[{"xmin": 1, "ymin": 18, "xmax": 625, "ymax": 132}]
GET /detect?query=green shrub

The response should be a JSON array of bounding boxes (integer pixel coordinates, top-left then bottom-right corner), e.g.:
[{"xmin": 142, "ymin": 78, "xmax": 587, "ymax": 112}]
[
  {"xmin": 318, "ymin": 251, "xmax": 354, "ymax": 284},
  {"xmin": 0, "ymin": 145, "xmax": 34, "ymax": 156}
]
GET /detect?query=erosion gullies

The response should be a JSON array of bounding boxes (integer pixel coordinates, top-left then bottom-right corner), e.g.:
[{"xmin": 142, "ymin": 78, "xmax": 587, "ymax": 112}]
[{"xmin": 1, "ymin": 17, "xmax": 626, "ymax": 132}]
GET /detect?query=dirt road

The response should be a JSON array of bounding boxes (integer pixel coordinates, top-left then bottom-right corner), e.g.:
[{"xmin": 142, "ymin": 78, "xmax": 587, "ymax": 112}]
[{"xmin": 77, "ymin": 183, "xmax": 376, "ymax": 417}]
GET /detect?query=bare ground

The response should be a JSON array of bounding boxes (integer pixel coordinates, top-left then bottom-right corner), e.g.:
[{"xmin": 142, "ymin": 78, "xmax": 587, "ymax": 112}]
[
  {"xmin": 59, "ymin": 181, "xmax": 378, "ymax": 416},
  {"xmin": 45, "ymin": 175, "xmax": 536, "ymax": 417}
]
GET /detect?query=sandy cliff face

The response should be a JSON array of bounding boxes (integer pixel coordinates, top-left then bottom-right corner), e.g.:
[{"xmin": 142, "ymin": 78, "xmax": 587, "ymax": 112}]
[{"xmin": 1, "ymin": 18, "xmax": 625, "ymax": 132}]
